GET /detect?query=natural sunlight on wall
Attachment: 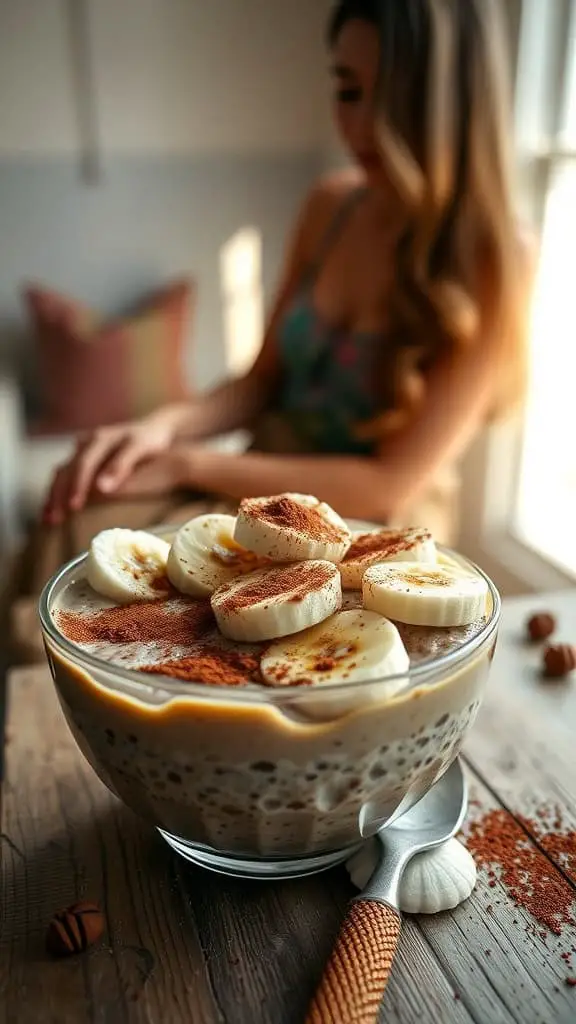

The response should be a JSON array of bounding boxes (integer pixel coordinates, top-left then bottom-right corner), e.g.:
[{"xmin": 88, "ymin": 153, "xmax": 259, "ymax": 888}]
[{"xmin": 220, "ymin": 228, "xmax": 264, "ymax": 378}]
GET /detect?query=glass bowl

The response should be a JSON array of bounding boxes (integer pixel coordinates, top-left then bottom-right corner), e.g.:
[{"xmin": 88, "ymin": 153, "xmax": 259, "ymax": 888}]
[{"xmin": 39, "ymin": 532, "xmax": 500, "ymax": 879}]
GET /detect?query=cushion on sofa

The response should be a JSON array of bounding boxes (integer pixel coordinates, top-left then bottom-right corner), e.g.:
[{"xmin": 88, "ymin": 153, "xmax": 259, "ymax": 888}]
[{"xmin": 23, "ymin": 278, "xmax": 194, "ymax": 434}]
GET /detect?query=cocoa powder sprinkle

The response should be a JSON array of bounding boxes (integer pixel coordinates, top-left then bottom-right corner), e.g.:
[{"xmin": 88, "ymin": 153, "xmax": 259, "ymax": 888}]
[
  {"xmin": 401, "ymin": 570, "xmax": 453, "ymax": 588},
  {"xmin": 343, "ymin": 529, "xmax": 429, "ymax": 563},
  {"xmin": 243, "ymin": 496, "xmax": 345, "ymax": 543},
  {"xmin": 141, "ymin": 646, "xmax": 261, "ymax": 686},
  {"xmin": 56, "ymin": 599, "xmax": 215, "ymax": 647},
  {"xmin": 313, "ymin": 658, "xmax": 337, "ymax": 672},
  {"xmin": 465, "ymin": 806, "xmax": 576, "ymax": 959},
  {"xmin": 214, "ymin": 561, "xmax": 337, "ymax": 612},
  {"xmin": 150, "ymin": 573, "xmax": 174, "ymax": 594}
]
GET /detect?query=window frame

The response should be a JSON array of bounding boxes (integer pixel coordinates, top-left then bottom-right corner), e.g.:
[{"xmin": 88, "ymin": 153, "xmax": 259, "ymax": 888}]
[{"xmin": 458, "ymin": 0, "xmax": 576, "ymax": 593}]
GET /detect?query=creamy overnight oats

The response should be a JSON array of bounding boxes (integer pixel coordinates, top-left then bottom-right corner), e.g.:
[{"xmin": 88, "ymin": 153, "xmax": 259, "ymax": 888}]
[{"xmin": 40, "ymin": 494, "xmax": 499, "ymax": 878}]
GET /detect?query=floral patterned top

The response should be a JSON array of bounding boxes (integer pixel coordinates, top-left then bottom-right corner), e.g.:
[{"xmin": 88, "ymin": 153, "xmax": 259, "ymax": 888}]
[
  {"xmin": 276, "ymin": 295, "xmax": 382, "ymax": 455},
  {"xmin": 274, "ymin": 188, "xmax": 383, "ymax": 456}
]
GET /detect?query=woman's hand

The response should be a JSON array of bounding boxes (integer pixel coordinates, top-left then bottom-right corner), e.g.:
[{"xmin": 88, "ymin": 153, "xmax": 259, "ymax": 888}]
[
  {"xmin": 42, "ymin": 414, "xmax": 179, "ymax": 524},
  {"xmin": 114, "ymin": 447, "xmax": 194, "ymax": 499}
]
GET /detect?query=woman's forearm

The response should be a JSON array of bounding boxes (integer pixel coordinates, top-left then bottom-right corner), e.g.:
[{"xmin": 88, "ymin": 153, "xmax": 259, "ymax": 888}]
[
  {"xmin": 146, "ymin": 372, "xmax": 272, "ymax": 443},
  {"xmin": 182, "ymin": 448, "xmax": 391, "ymax": 522}
]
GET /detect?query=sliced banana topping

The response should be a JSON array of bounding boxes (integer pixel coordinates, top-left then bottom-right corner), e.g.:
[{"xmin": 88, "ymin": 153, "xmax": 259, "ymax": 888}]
[
  {"xmin": 86, "ymin": 529, "xmax": 171, "ymax": 604},
  {"xmin": 262, "ymin": 609, "xmax": 410, "ymax": 720},
  {"xmin": 82, "ymin": 500, "xmax": 491, "ymax": 697},
  {"xmin": 261, "ymin": 609, "xmax": 409, "ymax": 687},
  {"xmin": 211, "ymin": 560, "xmax": 342, "ymax": 643},
  {"xmin": 167, "ymin": 514, "xmax": 267, "ymax": 597},
  {"xmin": 362, "ymin": 562, "xmax": 488, "ymax": 627},
  {"xmin": 234, "ymin": 493, "xmax": 351, "ymax": 563},
  {"xmin": 339, "ymin": 527, "xmax": 437, "ymax": 590}
]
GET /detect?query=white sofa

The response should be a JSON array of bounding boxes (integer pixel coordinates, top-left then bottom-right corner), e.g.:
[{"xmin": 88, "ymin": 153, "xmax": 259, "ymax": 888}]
[
  {"xmin": 1, "ymin": 371, "xmax": 69, "ymax": 556},
  {"xmin": 0, "ymin": 369, "xmax": 248, "ymax": 559}
]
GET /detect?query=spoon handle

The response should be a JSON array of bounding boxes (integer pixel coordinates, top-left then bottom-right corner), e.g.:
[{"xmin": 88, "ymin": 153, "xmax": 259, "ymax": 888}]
[{"xmin": 305, "ymin": 899, "xmax": 401, "ymax": 1024}]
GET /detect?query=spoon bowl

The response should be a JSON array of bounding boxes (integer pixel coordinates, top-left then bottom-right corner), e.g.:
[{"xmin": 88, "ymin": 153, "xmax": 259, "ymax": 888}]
[{"xmin": 389, "ymin": 760, "xmax": 468, "ymax": 841}]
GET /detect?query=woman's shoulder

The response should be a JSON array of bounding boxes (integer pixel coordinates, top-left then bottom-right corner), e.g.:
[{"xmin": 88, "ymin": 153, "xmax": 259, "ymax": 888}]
[
  {"xmin": 310, "ymin": 166, "xmax": 366, "ymax": 200},
  {"xmin": 297, "ymin": 167, "xmax": 366, "ymax": 257},
  {"xmin": 305, "ymin": 167, "xmax": 365, "ymax": 217}
]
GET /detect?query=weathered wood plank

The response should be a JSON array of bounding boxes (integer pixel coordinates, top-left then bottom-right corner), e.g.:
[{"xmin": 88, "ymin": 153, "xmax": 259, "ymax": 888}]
[
  {"xmin": 463, "ymin": 589, "xmax": 576, "ymax": 886},
  {"xmin": 0, "ymin": 666, "xmax": 478, "ymax": 1024},
  {"xmin": 403, "ymin": 592, "xmax": 576, "ymax": 1024},
  {"xmin": 465, "ymin": 701, "xmax": 576, "ymax": 880},
  {"xmin": 3, "ymin": 584, "xmax": 576, "ymax": 1024},
  {"xmin": 185, "ymin": 867, "xmax": 476, "ymax": 1024},
  {"xmin": 418, "ymin": 763, "xmax": 576, "ymax": 1024},
  {"xmin": 435, "ymin": 593, "xmax": 576, "ymax": 1024},
  {"xmin": 0, "ymin": 668, "xmax": 223, "ymax": 1024},
  {"xmin": 482, "ymin": 590, "xmax": 576, "ymax": 747}
]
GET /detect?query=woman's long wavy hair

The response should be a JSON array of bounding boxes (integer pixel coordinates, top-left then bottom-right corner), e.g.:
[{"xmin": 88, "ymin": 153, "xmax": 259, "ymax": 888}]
[{"xmin": 328, "ymin": 0, "xmax": 528, "ymax": 438}]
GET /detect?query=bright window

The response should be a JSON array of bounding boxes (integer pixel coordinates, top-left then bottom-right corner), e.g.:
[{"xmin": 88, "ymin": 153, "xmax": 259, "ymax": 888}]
[{"xmin": 513, "ymin": 0, "xmax": 576, "ymax": 576}]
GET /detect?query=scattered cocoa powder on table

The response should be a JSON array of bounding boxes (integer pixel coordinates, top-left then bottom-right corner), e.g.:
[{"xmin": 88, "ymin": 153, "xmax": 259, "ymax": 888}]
[
  {"xmin": 529, "ymin": 805, "xmax": 576, "ymax": 879},
  {"xmin": 465, "ymin": 804, "xmax": 576, "ymax": 979}
]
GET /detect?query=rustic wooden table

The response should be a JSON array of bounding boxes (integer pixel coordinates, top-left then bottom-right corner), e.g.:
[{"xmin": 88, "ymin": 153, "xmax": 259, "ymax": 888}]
[{"xmin": 1, "ymin": 591, "xmax": 575, "ymax": 1024}]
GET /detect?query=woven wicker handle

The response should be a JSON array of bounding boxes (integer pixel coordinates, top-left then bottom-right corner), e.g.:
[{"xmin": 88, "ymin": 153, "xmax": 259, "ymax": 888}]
[{"xmin": 305, "ymin": 899, "xmax": 401, "ymax": 1024}]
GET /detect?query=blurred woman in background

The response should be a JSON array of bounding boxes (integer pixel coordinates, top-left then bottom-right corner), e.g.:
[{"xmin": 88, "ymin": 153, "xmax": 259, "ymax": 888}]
[{"xmin": 37, "ymin": 0, "xmax": 533, "ymax": 587}]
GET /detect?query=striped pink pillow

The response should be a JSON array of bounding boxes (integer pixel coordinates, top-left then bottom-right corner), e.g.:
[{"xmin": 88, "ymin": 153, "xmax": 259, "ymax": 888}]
[{"xmin": 23, "ymin": 279, "xmax": 193, "ymax": 434}]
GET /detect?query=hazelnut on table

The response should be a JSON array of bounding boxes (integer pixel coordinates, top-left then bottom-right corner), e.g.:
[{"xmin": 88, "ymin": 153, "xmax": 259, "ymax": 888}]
[
  {"xmin": 526, "ymin": 612, "xmax": 556, "ymax": 642},
  {"xmin": 542, "ymin": 644, "xmax": 576, "ymax": 679},
  {"xmin": 46, "ymin": 901, "xmax": 105, "ymax": 957}
]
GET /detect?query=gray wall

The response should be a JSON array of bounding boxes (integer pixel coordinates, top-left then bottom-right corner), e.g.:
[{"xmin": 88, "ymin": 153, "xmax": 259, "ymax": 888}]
[
  {"xmin": 0, "ymin": 0, "xmax": 331, "ymax": 391},
  {"xmin": 0, "ymin": 154, "xmax": 320, "ymax": 391},
  {"xmin": 0, "ymin": 0, "xmax": 525, "ymax": 395}
]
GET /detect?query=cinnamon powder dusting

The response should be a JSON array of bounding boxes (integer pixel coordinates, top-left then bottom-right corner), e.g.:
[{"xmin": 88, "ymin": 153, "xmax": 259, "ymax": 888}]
[
  {"xmin": 141, "ymin": 647, "xmax": 261, "ymax": 686},
  {"xmin": 343, "ymin": 529, "xmax": 429, "ymax": 563},
  {"xmin": 215, "ymin": 562, "xmax": 337, "ymax": 612},
  {"xmin": 56, "ymin": 599, "xmax": 215, "ymax": 646},
  {"xmin": 244, "ymin": 496, "xmax": 345, "ymax": 543},
  {"xmin": 401, "ymin": 570, "xmax": 452, "ymax": 588},
  {"xmin": 150, "ymin": 574, "xmax": 174, "ymax": 594},
  {"xmin": 313, "ymin": 658, "xmax": 338, "ymax": 672},
  {"xmin": 127, "ymin": 548, "xmax": 172, "ymax": 594}
]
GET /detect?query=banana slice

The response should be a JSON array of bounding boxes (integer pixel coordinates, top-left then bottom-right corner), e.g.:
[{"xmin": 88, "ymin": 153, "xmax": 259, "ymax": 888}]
[
  {"xmin": 339, "ymin": 527, "xmax": 437, "ymax": 590},
  {"xmin": 211, "ymin": 560, "xmax": 342, "ymax": 642},
  {"xmin": 167, "ymin": 514, "xmax": 267, "ymax": 597},
  {"xmin": 363, "ymin": 562, "xmax": 488, "ymax": 627},
  {"xmin": 86, "ymin": 529, "xmax": 171, "ymax": 604},
  {"xmin": 262, "ymin": 610, "xmax": 409, "ymax": 719},
  {"xmin": 262, "ymin": 609, "xmax": 409, "ymax": 686},
  {"xmin": 234, "ymin": 493, "xmax": 351, "ymax": 563}
]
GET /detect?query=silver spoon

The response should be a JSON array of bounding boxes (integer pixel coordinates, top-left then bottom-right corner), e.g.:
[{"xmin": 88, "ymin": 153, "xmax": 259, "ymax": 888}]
[{"xmin": 306, "ymin": 759, "xmax": 468, "ymax": 1024}]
